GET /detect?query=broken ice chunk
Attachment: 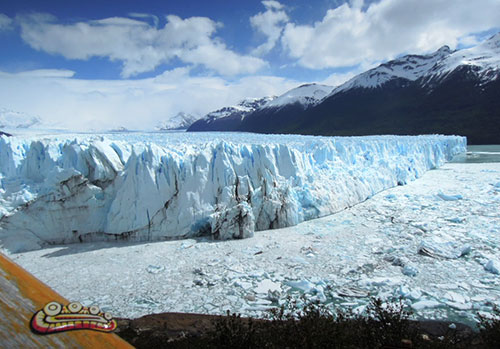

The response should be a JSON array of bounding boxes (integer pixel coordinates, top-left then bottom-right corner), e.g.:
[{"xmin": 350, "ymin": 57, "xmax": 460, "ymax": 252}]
[
  {"xmin": 384, "ymin": 255, "xmax": 408, "ymax": 267},
  {"xmin": 146, "ymin": 265, "xmax": 165, "ymax": 274},
  {"xmin": 398, "ymin": 285, "xmax": 422, "ymax": 300},
  {"xmin": 437, "ymin": 192, "xmax": 463, "ymax": 201},
  {"xmin": 384, "ymin": 194, "xmax": 396, "ymax": 200},
  {"xmin": 418, "ymin": 240, "xmax": 471, "ymax": 259},
  {"xmin": 411, "ymin": 300, "xmax": 441, "ymax": 311},
  {"xmin": 193, "ymin": 267, "xmax": 205, "ymax": 276},
  {"xmin": 337, "ymin": 286, "xmax": 369, "ymax": 298},
  {"xmin": 443, "ymin": 291, "xmax": 469, "ymax": 304},
  {"xmin": 445, "ymin": 301, "xmax": 472, "ymax": 310},
  {"xmin": 361, "ymin": 276, "xmax": 402, "ymax": 287},
  {"xmin": 287, "ymin": 280, "xmax": 315, "ymax": 293},
  {"xmin": 233, "ymin": 280, "xmax": 253, "ymax": 290},
  {"xmin": 445, "ymin": 217, "xmax": 465, "ymax": 224},
  {"xmin": 402, "ymin": 265, "xmax": 418, "ymax": 277},
  {"xmin": 255, "ymin": 279, "xmax": 281, "ymax": 294},
  {"xmin": 485, "ymin": 260, "xmax": 500, "ymax": 275}
]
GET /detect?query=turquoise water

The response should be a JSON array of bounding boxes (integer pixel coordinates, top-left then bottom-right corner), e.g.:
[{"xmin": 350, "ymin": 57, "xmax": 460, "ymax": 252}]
[{"xmin": 450, "ymin": 145, "xmax": 500, "ymax": 163}]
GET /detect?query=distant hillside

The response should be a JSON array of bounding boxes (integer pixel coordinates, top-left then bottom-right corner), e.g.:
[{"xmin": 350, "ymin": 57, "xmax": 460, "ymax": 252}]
[
  {"xmin": 188, "ymin": 96, "xmax": 276, "ymax": 132},
  {"xmin": 0, "ymin": 108, "xmax": 42, "ymax": 129},
  {"xmin": 188, "ymin": 33, "xmax": 500, "ymax": 144},
  {"xmin": 157, "ymin": 112, "xmax": 199, "ymax": 131}
]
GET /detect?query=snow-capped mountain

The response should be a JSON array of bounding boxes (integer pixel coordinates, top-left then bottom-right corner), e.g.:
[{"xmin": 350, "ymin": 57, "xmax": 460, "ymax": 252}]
[
  {"xmin": 156, "ymin": 112, "xmax": 199, "ymax": 131},
  {"xmin": 334, "ymin": 32, "xmax": 500, "ymax": 94},
  {"xmin": 207, "ymin": 97, "xmax": 276, "ymax": 122},
  {"xmin": 265, "ymin": 83, "xmax": 333, "ymax": 108},
  {"xmin": 188, "ymin": 96, "xmax": 275, "ymax": 131},
  {"xmin": 187, "ymin": 84, "xmax": 333, "ymax": 132},
  {"xmin": 333, "ymin": 46, "xmax": 454, "ymax": 93},
  {"xmin": 426, "ymin": 32, "xmax": 500, "ymax": 84},
  {"xmin": 188, "ymin": 33, "xmax": 500, "ymax": 144},
  {"xmin": 0, "ymin": 108, "xmax": 42, "ymax": 129}
]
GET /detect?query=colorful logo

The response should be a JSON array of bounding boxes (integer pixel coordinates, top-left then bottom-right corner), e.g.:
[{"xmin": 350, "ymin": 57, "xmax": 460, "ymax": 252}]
[{"xmin": 31, "ymin": 301, "xmax": 117, "ymax": 334}]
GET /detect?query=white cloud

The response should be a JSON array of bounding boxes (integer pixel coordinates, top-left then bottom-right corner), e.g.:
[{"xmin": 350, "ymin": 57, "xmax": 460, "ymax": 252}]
[
  {"xmin": 458, "ymin": 35, "xmax": 480, "ymax": 48},
  {"xmin": 250, "ymin": 1, "xmax": 289, "ymax": 56},
  {"xmin": 281, "ymin": 0, "xmax": 500, "ymax": 69},
  {"xmin": 320, "ymin": 70, "xmax": 357, "ymax": 88},
  {"xmin": 0, "ymin": 68, "xmax": 299, "ymax": 131},
  {"xmin": 262, "ymin": 1, "xmax": 285, "ymax": 11},
  {"xmin": 0, "ymin": 13, "xmax": 13, "ymax": 31},
  {"xmin": 16, "ymin": 69, "xmax": 76, "ymax": 78},
  {"xmin": 128, "ymin": 12, "xmax": 160, "ymax": 27},
  {"xmin": 17, "ymin": 13, "xmax": 267, "ymax": 77}
]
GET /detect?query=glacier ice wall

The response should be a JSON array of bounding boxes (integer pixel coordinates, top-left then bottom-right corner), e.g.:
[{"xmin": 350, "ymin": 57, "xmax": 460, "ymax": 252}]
[{"xmin": 0, "ymin": 133, "xmax": 465, "ymax": 252}]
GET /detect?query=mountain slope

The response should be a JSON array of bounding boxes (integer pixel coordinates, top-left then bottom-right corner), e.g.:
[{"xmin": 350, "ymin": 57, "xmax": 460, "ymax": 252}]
[
  {"xmin": 157, "ymin": 112, "xmax": 199, "ymax": 130},
  {"xmin": 187, "ymin": 85, "xmax": 332, "ymax": 132},
  {"xmin": 188, "ymin": 96, "xmax": 275, "ymax": 132},
  {"xmin": 299, "ymin": 68, "xmax": 500, "ymax": 144},
  {"xmin": 187, "ymin": 33, "xmax": 500, "ymax": 144}
]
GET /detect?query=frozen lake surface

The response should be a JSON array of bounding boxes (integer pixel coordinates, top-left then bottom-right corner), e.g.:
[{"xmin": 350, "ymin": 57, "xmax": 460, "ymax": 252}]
[
  {"xmin": 6, "ymin": 160, "xmax": 500, "ymax": 326},
  {"xmin": 451, "ymin": 145, "xmax": 500, "ymax": 163}
]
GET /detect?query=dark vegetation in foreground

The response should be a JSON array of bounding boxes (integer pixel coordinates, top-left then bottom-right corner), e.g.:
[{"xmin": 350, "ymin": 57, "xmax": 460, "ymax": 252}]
[{"xmin": 116, "ymin": 298, "xmax": 500, "ymax": 348}]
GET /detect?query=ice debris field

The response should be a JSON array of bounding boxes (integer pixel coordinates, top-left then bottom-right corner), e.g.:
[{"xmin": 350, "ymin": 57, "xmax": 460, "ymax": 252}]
[{"xmin": 2, "ymin": 132, "xmax": 499, "ymax": 325}]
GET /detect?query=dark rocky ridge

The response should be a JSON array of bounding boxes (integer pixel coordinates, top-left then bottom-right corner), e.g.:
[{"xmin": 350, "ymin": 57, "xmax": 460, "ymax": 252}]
[{"xmin": 188, "ymin": 34, "xmax": 500, "ymax": 145}]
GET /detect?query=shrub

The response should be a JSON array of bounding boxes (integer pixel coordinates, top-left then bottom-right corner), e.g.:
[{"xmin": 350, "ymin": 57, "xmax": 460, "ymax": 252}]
[{"xmin": 478, "ymin": 306, "xmax": 500, "ymax": 348}]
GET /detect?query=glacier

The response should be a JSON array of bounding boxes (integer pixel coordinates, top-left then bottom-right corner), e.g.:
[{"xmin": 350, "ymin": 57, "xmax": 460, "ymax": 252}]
[{"xmin": 0, "ymin": 133, "xmax": 465, "ymax": 252}]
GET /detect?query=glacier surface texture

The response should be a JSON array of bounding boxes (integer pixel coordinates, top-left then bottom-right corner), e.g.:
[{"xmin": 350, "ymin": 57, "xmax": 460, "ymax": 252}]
[{"xmin": 0, "ymin": 133, "xmax": 465, "ymax": 252}]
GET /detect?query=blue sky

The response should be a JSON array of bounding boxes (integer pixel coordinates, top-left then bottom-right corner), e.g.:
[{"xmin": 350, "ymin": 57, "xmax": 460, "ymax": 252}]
[{"xmin": 1, "ymin": 0, "xmax": 499, "ymax": 130}]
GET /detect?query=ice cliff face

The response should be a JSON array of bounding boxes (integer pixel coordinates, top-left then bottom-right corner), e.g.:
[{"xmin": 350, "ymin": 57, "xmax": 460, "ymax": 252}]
[{"xmin": 0, "ymin": 133, "xmax": 465, "ymax": 252}]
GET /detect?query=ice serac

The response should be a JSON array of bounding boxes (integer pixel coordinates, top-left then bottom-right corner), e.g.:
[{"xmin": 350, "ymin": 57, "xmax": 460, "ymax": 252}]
[{"xmin": 0, "ymin": 133, "xmax": 466, "ymax": 252}]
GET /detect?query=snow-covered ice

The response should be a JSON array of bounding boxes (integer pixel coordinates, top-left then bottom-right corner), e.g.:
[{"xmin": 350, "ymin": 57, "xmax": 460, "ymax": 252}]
[
  {"xmin": 0, "ymin": 132, "xmax": 464, "ymax": 252},
  {"xmin": 5, "ymin": 160, "xmax": 499, "ymax": 326}
]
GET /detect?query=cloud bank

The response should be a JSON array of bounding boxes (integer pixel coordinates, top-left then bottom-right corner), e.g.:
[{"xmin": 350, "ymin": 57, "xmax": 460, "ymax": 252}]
[
  {"xmin": 17, "ymin": 13, "xmax": 267, "ymax": 77},
  {"xmin": 281, "ymin": 0, "xmax": 500, "ymax": 69},
  {"xmin": 0, "ymin": 68, "xmax": 299, "ymax": 131},
  {"xmin": 250, "ymin": 1, "xmax": 289, "ymax": 56}
]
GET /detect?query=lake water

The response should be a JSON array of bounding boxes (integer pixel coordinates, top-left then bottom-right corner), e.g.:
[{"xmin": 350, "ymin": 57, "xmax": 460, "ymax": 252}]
[{"xmin": 450, "ymin": 144, "xmax": 500, "ymax": 163}]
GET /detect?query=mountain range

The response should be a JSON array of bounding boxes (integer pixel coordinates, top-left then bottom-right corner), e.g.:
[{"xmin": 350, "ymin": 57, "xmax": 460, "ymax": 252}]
[
  {"xmin": 0, "ymin": 108, "xmax": 42, "ymax": 130},
  {"xmin": 188, "ymin": 33, "xmax": 500, "ymax": 144},
  {"xmin": 156, "ymin": 112, "xmax": 200, "ymax": 131}
]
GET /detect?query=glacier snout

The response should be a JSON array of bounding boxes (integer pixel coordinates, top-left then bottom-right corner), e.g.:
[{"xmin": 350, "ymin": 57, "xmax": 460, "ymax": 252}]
[{"xmin": 0, "ymin": 134, "xmax": 466, "ymax": 252}]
